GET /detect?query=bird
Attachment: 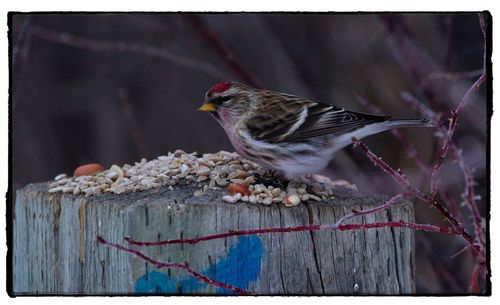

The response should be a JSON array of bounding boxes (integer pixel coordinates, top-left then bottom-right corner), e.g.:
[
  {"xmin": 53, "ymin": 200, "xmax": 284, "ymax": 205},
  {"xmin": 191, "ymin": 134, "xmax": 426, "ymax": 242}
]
[{"xmin": 198, "ymin": 81, "xmax": 433, "ymax": 180}]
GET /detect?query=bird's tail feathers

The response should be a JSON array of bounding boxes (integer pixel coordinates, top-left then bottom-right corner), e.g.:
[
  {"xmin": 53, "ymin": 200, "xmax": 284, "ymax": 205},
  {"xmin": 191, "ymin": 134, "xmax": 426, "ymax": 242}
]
[
  {"xmin": 385, "ymin": 118, "xmax": 435, "ymax": 128},
  {"xmin": 331, "ymin": 117, "xmax": 435, "ymax": 151}
]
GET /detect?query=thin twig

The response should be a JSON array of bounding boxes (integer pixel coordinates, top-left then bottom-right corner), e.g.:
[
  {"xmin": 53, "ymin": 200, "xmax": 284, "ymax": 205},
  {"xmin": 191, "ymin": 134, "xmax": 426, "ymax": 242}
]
[
  {"xmin": 351, "ymin": 137, "xmax": 480, "ymax": 256},
  {"xmin": 399, "ymin": 91, "xmax": 464, "ymax": 219},
  {"xmin": 425, "ymin": 69, "xmax": 483, "ymax": 82},
  {"xmin": 401, "ymin": 91, "xmax": 484, "ymax": 226},
  {"xmin": 400, "ymin": 91, "xmax": 440, "ymax": 121},
  {"xmin": 430, "ymin": 14, "xmax": 487, "ymax": 197},
  {"xmin": 456, "ymin": 151, "xmax": 485, "ymax": 247},
  {"xmin": 29, "ymin": 25, "xmax": 226, "ymax": 80},
  {"xmin": 339, "ymin": 221, "xmax": 462, "ymax": 234},
  {"xmin": 126, "ymin": 223, "xmax": 323, "ymax": 246},
  {"xmin": 430, "ymin": 75, "xmax": 486, "ymax": 195},
  {"xmin": 355, "ymin": 94, "xmax": 432, "ymax": 175},
  {"xmin": 125, "ymin": 193, "xmax": 463, "ymax": 247},
  {"xmin": 469, "ymin": 263, "xmax": 486, "ymax": 293},
  {"xmin": 97, "ymin": 236, "xmax": 251, "ymax": 295},
  {"xmin": 125, "ymin": 218, "xmax": 464, "ymax": 245},
  {"xmin": 325, "ymin": 193, "xmax": 406, "ymax": 229}
]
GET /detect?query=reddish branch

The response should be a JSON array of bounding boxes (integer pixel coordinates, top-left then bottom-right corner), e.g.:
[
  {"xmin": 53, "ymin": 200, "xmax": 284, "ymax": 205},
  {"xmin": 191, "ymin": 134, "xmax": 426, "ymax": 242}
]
[
  {"xmin": 125, "ymin": 224, "xmax": 322, "ymax": 246},
  {"xmin": 28, "ymin": 25, "xmax": 226, "ymax": 79},
  {"xmin": 425, "ymin": 69, "xmax": 483, "ymax": 82},
  {"xmin": 326, "ymin": 193, "xmax": 406, "ymax": 228},
  {"xmin": 355, "ymin": 94, "xmax": 432, "ymax": 175},
  {"xmin": 457, "ymin": 152, "xmax": 485, "ymax": 246},
  {"xmin": 339, "ymin": 221, "xmax": 462, "ymax": 234},
  {"xmin": 117, "ymin": 192, "xmax": 476, "ymax": 294},
  {"xmin": 125, "ymin": 218, "xmax": 463, "ymax": 246},
  {"xmin": 400, "ymin": 90, "xmax": 440, "ymax": 121},
  {"xmin": 97, "ymin": 236, "xmax": 251, "ymax": 295},
  {"xmin": 360, "ymin": 92, "xmax": 463, "ymax": 222},
  {"xmin": 125, "ymin": 194, "xmax": 401, "ymax": 246},
  {"xmin": 351, "ymin": 137, "xmax": 480, "ymax": 256},
  {"xmin": 399, "ymin": 14, "xmax": 487, "ymax": 255},
  {"xmin": 125, "ymin": 193, "xmax": 464, "ymax": 247},
  {"xmin": 429, "ymin": 75, "xmax": 485, "ymax": 196},
  {"xmin": 401, "ymin": 91, "xmax": 482, "ymax": 229},
  {"xmin": 429, "ymin": 13, "xmax": 487, "ymax": 197},
  {"xmin": 469, "ymin": 263, "xmax": 486, "ymax": 293}
]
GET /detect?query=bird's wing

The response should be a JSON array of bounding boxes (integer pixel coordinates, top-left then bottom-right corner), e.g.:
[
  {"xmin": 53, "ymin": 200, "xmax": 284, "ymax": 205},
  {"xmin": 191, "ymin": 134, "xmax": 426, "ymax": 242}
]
[{"xmin": 245, "ymin": 92, "xmax": 390, "ymax": 143}]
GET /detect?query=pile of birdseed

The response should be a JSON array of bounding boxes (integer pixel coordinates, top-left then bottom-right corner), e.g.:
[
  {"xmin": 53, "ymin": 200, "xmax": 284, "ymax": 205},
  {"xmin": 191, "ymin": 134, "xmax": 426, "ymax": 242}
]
[{"xmin": 48, "ymin": 150, "xmax": 357, "ymax": 207}]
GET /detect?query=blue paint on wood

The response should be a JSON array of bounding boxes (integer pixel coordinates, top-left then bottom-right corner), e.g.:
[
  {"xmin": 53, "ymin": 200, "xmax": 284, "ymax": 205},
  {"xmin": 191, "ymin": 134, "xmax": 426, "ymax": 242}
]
[
  {"xmin": 134, "ymin": 271, "xmax": 176, "ymax": 293},
  {"xmin": 134, "ymin": 235, "xmax": 263, "ymax": 294}
]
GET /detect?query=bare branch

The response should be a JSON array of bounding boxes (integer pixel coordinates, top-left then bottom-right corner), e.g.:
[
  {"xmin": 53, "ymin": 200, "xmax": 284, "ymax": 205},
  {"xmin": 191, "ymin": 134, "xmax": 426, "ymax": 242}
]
[
  {"xmin": 97, "ymin": 236, "xmax": 251, "ymax": 295},
  {"xmin": 125, "ymin": 193, "xmax": 462, "ymax": 247},
  {"xmin": 355, "ymin": 94, "xmax": 432, "ymax": 175},
  {"xmin": 425, "ymin": 69, "xmax": 483, "ymax": 82},
  {"xmin": 351, "ymin": 137, "xmax": 480, "ymax": 256},
  {"xmin": 29, "ymin": 25, "xmax": 227, "ymax": 80}
]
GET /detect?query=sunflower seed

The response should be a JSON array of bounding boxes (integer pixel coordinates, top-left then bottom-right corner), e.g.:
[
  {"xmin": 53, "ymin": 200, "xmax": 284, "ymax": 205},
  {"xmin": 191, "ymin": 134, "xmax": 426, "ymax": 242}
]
[
  {"xmin": 309, "ymin": 194, "xmax": 322, "ymax": 202},
  {"xmin": 54, "ymin": 173, "xmax": 67, "ymax": 181},
  {"xmin": 222, "ymin": 195, "xmax": 237, "ymax": 203},
  {"xmin": 262, "ymin": 197, "xmax": 273, "ymax": 205}
]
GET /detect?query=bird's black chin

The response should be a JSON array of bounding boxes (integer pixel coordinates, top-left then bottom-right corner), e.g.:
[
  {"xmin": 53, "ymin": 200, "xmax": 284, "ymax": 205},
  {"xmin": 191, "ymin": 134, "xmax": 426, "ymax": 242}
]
[{"xmin": 210, "ymin": 111, "xmax": 221, "ymax": 121}]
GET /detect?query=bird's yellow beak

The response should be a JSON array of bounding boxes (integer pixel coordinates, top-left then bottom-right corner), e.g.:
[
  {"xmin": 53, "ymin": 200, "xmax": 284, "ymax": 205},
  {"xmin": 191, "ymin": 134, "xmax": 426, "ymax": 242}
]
[{"xmin": 198, "ymin": 102, "xmax": 216, "ymax": 112}]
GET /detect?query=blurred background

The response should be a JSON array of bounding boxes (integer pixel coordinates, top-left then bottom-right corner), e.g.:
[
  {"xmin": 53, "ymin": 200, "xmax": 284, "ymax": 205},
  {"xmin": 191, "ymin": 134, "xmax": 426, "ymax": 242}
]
[{"xmin": 10, "ymin": 13, "xmax": 488, "ymax": 294}]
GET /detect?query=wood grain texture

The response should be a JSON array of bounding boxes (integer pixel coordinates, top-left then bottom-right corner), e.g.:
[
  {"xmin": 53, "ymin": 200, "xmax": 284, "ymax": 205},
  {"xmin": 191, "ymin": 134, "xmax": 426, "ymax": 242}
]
[{"xmin": 13, "ymin": 182, "xmax": 415, "ymax": 295}]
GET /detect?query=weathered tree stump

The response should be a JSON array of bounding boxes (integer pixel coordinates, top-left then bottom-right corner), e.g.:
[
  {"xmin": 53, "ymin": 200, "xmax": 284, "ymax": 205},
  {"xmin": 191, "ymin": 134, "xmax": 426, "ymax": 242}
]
[{"xmin": 13, "ymin": 182, "xmax": 415, "ymax": 295}]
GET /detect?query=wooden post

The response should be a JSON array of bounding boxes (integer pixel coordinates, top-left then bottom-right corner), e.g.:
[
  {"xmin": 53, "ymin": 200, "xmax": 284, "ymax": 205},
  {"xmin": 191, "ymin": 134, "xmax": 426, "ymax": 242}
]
[{"xmin": 13, "ymin": 182, "xmax": 415, "ymax": 295}]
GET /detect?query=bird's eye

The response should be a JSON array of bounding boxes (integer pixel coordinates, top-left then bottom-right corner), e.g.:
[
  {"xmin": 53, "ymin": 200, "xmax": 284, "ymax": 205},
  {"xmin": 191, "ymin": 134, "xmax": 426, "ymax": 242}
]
[{"xmin": 212, "ymin": 95, "xmax": 233, "ymax": 105}]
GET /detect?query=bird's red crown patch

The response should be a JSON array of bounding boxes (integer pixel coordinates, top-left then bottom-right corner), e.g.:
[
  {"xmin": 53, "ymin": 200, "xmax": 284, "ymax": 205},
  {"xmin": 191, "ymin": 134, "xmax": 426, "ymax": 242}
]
[{"xmin": 208, "ymin": 81, "xmax": 232, "ymax": 94}]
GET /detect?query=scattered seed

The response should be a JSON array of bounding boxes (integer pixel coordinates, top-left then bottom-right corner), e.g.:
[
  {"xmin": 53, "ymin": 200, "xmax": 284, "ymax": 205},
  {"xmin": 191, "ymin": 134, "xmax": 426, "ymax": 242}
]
[
  {"xmin": 196, "ymin": 166, "xmax": 210, "ymax": 176},
  {"xmin": 108, "ymin": 164, "xmax": 124, "ymax": 180},
  {"xmin": 229, "ymin": 178, "xmax": 246, "ymax": 185},
  {"xmin": 222, "ymin": 195, "xmax": 238, "ymax": 203},
  {"xmin": 262, "ymin": 197, "xmax": 273, "ymax": 205},
  {"xmin": 309, "ymin": 194, "xmax": 322, "ymax": 202},
  {"xmin": 232, "ymin": 193, "xmax": 242, "ymax": 202},
  {"xmin": 283, "ymin": 194, "xmax": 301, "ymax": 207},
  {"xmin": 271, "ymin": 188, "xmax": 281, "ymax": 197},
  {"xmin": 54, "ymin": 173, "xmax": 67, "ymax": 181},
  {"xmin": 48, "ymin": 150, "xmax": 353, "ymax": 207}
]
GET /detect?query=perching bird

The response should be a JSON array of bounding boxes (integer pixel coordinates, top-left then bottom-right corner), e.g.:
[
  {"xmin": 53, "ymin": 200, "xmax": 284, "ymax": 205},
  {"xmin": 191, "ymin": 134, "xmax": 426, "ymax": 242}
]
[{"xmin": 198, "ymin": 81, "xmax": 432, "ymax": 179}]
